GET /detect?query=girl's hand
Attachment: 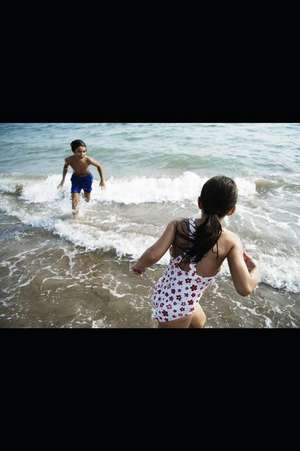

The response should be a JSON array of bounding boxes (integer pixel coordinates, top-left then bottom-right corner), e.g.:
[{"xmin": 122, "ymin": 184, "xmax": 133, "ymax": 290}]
[
  {"xmin": 243, "ymin": 251, "xmax": 256, "ymax": 272},
  {"xmin": 100, "ymin": 180, "xmax": 106, "ymax": 190},
  {"xmin": 132, "ymin": 263, "xmax": 145, "ymax": 275},
  {"xmin": 57, "ymin": 182, "xmax": 63, "ymax": 190}
]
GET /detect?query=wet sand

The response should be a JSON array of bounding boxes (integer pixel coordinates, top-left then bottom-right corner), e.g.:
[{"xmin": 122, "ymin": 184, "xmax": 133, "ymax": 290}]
[{"xmin": 0, "ymin": 218, "xmax": 299, "ymax": 328}]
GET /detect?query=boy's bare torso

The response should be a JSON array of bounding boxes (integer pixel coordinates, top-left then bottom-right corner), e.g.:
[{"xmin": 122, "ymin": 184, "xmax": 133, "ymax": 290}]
[{"xmin": 66, "ymin": 155, "xmax": 91, "ymax": 176}]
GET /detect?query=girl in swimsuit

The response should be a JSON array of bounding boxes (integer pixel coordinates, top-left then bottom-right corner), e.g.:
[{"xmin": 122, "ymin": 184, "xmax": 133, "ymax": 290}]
[{"xmin": 132, "ymin": 175, "xmax": 260, "ymax": 328}]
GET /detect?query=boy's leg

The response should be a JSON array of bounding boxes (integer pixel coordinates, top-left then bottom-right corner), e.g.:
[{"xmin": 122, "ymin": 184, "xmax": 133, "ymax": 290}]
[
  {"xmin": 15, "ymin": 184, "xmax": 23, "ymax": 196},
  {"xmin": 83, "ymin": 174, "xmax": 93, "ymax": 202},
  {"xmin": 83, "ymin": 191, "xmax": 91, "ymax": 202},
  {"xmin": 71, "ymin": 174, "xmax": 81, "ymax": 216},
  {"xmin": 189, "ymin": 303, "xmax": 207, "ymax": 328},
  {"xmin": 72, "ymin": 193, "xmax": 80, "ymax": 216}
]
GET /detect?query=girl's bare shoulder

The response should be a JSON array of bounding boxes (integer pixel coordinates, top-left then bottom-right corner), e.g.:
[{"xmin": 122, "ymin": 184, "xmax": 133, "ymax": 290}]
[
  {"xmin": 174, "ymin": 217, "xmax": 191, "ymax": 232},
  {"xmin": 172, "ymin": 217, "xmax": 188, "ymax": 227},
  {"xmin": 221, "ymin": 228, "xmax": 241, "ymax": 247}
]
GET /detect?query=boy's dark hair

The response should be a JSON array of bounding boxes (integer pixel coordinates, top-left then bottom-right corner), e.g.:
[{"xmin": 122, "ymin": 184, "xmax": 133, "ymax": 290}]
[
  {"xmin": 186, "ymin": 176, "xmax": 238, "ymax": 263},
  {"xmin": 70, "ymin": 139, "xmax": 87, "ymax": 152}
]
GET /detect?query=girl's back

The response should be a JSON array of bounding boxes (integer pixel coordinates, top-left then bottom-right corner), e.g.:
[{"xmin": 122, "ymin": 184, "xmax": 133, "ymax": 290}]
[{"xmin": 171, "ymin": 217, "xmax": 236, "ymax": 278}]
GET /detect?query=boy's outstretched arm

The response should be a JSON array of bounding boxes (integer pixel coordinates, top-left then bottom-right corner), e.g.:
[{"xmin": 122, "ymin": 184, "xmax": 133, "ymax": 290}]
[
  {"xmin": 132, "ymin": 221, "xmax": 177, "ymax": 274},
  {"xmin": 87, "ymin": 157, "xmax": 106, "ymax": 189},
  {"xmin": 57, "ymin": 159, "xmax": 69, "ymax": 189}
]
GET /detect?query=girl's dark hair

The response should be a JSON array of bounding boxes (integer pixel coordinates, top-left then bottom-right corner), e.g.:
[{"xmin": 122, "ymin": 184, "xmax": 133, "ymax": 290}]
[
  {"xmin": 186, "ymin": 176, "xmax": 238, "ymax": 263},
  {"xmin": 70, "ymin": 139, "xmax": 87, "ymax": 152}
]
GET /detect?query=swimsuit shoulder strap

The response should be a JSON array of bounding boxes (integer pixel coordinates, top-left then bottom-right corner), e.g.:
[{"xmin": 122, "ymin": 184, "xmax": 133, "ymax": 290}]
[{"xmin": 188, "ymin": 217, "xmax": 197, "ymax": 238}]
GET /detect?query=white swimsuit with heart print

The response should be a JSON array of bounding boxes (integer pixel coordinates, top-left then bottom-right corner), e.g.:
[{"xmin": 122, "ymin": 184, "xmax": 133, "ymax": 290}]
[{"xmin": 151, "ymin": 218, "xmax": 216, "ymax": 323}]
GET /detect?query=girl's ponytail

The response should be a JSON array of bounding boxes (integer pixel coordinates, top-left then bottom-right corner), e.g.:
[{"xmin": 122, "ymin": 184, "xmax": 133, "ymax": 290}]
[
  {"xmin": 186, "ymin": 212, "xmax": 222, "ymax": 262},
  {"xmin": 186, "ymin": 176, "xmax": 238, "ymax": 263}
]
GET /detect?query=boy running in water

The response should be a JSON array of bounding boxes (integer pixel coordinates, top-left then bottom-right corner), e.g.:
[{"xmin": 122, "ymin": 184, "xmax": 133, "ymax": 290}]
[{"xmin": 57, "ymin": 139, "xmax": 106, "ymax": 216}]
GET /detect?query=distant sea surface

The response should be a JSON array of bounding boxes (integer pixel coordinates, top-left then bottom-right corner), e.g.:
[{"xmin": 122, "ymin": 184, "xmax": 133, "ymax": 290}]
[{"xmin": 0, "ymin": 123, "xmax": 299, "ymax": 327}]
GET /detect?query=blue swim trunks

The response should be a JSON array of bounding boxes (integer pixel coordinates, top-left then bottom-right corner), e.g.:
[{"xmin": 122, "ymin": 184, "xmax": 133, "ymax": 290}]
[{"xmin": 71, "ymin": 172, "xmax": 93, "ymax": 193}]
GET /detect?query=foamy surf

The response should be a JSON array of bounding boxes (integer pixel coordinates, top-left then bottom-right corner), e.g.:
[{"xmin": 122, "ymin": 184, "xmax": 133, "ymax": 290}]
[
  {"xmin": 221, "ymin": 254, "xmax": 300, "ymax": 294},
  {"xmin": 0, "ymin": 171, "xmax": 300, "ymax": 294},
  {"xmin": 0, "ymin": 172, "xmax": 258, "ymax": 205}
]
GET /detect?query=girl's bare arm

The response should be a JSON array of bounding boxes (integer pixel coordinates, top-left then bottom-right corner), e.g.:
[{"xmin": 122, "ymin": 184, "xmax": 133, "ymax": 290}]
[
  {"xmin": 132, "ymin": 221, "xmax": 177, "ymax": 274},
  {"xmin": 227, "ymin": 236, "xmax": 260, "ymax": 296}
]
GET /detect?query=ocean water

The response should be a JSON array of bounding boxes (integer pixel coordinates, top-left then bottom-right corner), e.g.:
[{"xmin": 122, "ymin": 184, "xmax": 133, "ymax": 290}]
[{"xmin": 0, "ymin": 123, "xmax": 299, "ymax": 328}]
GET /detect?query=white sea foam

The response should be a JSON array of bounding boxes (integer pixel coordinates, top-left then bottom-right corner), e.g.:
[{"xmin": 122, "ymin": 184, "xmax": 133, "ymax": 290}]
[
  {"xmin": 1, "ymin": 172, "xmax": 257, "ymax": 206},
  {"xmin": 1, "ymin": 172, "xmax": 299, "ymax": 293},
  {"xmin": 222, "ymin": 251, "xmax": 300, "ymax": 294},
  {"xmin": 235, "ymin": 178, "xmax": 257, "ymax": 197},
  {"xmin": 98, "ymin": 173, "xmax": 257, "ymax": 203},
  {"xmin": 53, "ymin": 219, "xmax": 169, "ymax": 261},
  {"xmin": 258, "ymin": 254, "xmax": 300, "ymax": 294},
  {"xmin": 21, "ymin": 175, "xmax": 64, "ymax": 203}
]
